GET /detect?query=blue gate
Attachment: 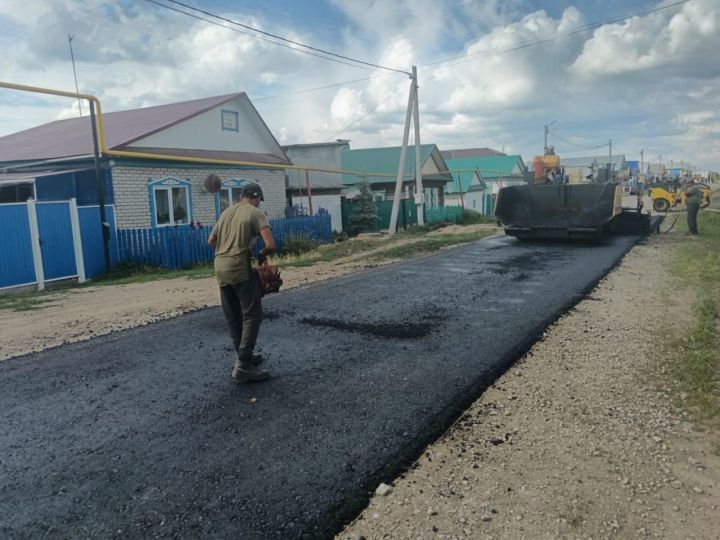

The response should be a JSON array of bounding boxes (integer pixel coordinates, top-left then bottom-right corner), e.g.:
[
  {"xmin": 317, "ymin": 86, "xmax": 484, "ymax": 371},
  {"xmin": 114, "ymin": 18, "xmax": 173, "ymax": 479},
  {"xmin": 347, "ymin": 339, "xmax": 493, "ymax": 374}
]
[
  {"xmin": 0, "ymin": 200, "xmax": 118, "ymax": 290},
  {"xmin": 36, "ymin": 202, "xmax": 77, "ymax": 281},
  {"xmin": 0, "ymin": 204, "xmax": 36, "ymax": 289}
]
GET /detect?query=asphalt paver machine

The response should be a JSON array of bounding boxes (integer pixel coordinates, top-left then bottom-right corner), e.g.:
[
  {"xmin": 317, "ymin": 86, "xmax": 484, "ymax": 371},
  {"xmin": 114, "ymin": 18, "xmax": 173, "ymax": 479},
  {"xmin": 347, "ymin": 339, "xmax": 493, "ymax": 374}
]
[{"xmin": 494, "ymin": 149, "xmax": 657, "ymax": 240}]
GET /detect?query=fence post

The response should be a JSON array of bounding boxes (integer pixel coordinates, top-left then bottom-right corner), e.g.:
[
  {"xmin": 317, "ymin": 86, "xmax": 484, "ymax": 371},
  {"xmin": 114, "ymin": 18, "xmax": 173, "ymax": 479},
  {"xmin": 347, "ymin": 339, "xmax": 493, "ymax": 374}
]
[
  {"xmin": 69, "ymin": 198, "xmax": 87, "ymax": 283},
  {"xmin": 26, "ymin": 199, "xmax": 45, "ymax": 291}
]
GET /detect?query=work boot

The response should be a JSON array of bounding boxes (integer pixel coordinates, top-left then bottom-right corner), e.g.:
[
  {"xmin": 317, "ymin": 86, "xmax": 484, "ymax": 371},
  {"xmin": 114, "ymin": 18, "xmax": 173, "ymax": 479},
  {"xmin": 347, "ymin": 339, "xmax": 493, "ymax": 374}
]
[
  {"xmin": 232, "ymin": 358, "xmax": 270, "ymax": 382},
  {"xmin": 233, "ymin": 350, "xmax": 263, "ymax": 365}
]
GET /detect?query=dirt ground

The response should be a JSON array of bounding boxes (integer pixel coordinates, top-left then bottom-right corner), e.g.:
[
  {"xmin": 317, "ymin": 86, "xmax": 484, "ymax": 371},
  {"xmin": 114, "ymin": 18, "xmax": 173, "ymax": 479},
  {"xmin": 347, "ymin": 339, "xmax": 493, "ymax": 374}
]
[{"xmin": 1, "ymin": 223, "xmax": 718, "ymax": 539}]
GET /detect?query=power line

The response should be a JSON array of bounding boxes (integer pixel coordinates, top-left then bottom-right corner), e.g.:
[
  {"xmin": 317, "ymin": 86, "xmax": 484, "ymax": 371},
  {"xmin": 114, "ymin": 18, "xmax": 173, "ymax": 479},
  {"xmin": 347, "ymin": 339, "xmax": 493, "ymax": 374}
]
[
  {"xmin": 548, "ymin": 129, "xmax": 607, "ymax": 150},
  {"xmin": 253, "ymin": 73, "xmax": 400, "ymax": 102},
  {"xmin": 323, "ymin": 91, "xmax": 400, "ymax": 142},
  {"xmin": 150, "ymin": 0, "xmax": 410, "ymax": 75},
  {"xmin": 144, "ymin": 0, "xmax": 374, "ymax": 71},
  {"xmin": 425, "ymin": 0, "xmax": 690, "ymax": 68}
]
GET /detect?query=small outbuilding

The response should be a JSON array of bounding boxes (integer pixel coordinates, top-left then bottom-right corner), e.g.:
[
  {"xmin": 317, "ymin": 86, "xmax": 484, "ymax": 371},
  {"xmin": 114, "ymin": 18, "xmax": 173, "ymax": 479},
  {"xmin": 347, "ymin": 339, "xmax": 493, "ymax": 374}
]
[
  {"xmin": 341, "ymin": 144, "xmax": 452, "ymax": 207},
  {"xmin": 282, "ymin": 140, "xmax": 349, "ymax": 232},
  {"xmin": 441, "ymin": 149, "xmax": 527, "ymax": 215}
]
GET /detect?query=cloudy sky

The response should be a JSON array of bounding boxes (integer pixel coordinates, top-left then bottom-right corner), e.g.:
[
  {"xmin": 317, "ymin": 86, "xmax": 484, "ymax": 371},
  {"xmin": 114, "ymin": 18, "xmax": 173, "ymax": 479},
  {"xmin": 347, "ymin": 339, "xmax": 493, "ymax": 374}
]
[{"xmin": 0, "ymin": 0, "xmax": 718, "ymax": 170}]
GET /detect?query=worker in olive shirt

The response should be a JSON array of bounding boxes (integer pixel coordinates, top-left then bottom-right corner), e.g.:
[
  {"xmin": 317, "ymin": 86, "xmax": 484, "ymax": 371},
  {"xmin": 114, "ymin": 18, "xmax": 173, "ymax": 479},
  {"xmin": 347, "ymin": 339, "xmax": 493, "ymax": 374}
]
[
  {"xmin": 208, "ymin": 183, "xmax": 275, "ymax": 382},
  {"xmin": 684, "ymin": 177, "xmax": 701, "ymax": 235}
]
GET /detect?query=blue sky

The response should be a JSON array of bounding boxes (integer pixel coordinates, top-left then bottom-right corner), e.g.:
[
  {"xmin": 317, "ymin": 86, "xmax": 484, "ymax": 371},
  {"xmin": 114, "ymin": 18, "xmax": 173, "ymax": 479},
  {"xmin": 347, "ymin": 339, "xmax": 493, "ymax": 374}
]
[{"xmin": 0, "ymin": 0, "xmax": 718, "ymax": 170}]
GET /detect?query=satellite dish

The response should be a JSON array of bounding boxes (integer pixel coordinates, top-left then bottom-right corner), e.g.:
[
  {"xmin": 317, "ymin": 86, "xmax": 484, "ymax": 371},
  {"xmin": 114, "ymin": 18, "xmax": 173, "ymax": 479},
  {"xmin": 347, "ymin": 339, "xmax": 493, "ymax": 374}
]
[{"xmin": 204, "ymin": 174, "xmax": 221, "ymax": 194}]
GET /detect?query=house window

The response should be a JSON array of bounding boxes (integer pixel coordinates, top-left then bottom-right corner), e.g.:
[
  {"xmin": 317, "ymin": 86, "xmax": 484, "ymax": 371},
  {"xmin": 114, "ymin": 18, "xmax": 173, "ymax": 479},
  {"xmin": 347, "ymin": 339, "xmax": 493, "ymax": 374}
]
[
  {"xmin": 219, "ymin": 187, "xmax": 244, "ymax": 212},
  {"xmin": 0, "ymin": 182, "xmax": 34, "ymax": 203},
  {"xmin": 216, "ymin": 178, "xmax": 250, "ymax": 217},
  {"xmin": 148, "ymin": 177, "xmax": 192, "ymax": 227},
  {"xmin": 221, "ymin": 109, "xmax": 239, "ymax": 132}
]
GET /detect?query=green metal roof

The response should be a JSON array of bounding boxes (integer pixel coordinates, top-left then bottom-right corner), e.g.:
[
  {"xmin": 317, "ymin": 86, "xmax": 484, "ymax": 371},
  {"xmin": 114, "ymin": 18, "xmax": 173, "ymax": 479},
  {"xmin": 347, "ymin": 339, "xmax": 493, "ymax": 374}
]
[
  {"xmin": 445, "ymin": 155, "xmax": 525, "ymax": 192},
  {"xmin": 341, "ymin": 144, "xmax": 445, "ymax": 185}
]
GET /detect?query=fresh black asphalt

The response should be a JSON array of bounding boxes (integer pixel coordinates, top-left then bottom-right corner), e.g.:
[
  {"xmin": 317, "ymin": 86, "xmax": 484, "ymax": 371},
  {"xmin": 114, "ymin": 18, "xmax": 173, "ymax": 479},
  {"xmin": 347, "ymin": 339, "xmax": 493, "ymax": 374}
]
[{"xmin": 0, "ymin": 234, "xmax": 641, "ymax": 538}]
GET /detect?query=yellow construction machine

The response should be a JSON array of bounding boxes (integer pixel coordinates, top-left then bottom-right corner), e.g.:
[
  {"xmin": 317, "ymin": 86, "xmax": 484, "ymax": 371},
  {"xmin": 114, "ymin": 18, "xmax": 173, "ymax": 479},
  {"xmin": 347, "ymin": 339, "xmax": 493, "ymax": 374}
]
[{"xmin": 649, "ymin": 183, "xmax": 711, "ymax": 212}]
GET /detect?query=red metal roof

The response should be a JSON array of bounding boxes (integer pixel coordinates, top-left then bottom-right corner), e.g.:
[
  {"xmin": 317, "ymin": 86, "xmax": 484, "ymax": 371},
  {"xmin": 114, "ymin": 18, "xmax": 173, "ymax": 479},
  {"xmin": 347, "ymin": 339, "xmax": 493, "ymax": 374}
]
[{"xmin": 0, "ymin": 93, "xmax": 289, "ymax": 164}]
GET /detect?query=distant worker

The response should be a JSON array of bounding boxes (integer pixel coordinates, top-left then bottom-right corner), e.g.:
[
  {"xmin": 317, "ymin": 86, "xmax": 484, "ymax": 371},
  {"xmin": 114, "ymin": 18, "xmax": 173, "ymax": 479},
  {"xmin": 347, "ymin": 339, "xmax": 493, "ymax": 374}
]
[
  {"xmin": 683, "ymin": 177, "xmax": 701, "ymax": 235},
  {"xmin": 672, "ymin": 175, "xmax": 680, "ymax": 193},
  {"xmin": 208, "ymin": 183, "xmax": 276, "ymax": 382}
]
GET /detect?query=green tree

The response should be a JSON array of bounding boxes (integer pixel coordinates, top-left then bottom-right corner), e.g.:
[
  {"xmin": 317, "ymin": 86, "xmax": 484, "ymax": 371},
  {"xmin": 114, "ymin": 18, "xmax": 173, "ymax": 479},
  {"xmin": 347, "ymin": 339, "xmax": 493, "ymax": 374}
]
[{"xmin": 349, "ymin": 182, "xmax": 379, "ymax": 234}]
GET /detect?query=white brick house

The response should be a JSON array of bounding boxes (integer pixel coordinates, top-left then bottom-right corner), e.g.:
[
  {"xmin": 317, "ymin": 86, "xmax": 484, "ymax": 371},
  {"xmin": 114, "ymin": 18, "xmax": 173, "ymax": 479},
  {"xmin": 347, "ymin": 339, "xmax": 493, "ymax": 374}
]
[{"xmin": 0, "ymin": 93, "xmax": 291, "ymax": 229}]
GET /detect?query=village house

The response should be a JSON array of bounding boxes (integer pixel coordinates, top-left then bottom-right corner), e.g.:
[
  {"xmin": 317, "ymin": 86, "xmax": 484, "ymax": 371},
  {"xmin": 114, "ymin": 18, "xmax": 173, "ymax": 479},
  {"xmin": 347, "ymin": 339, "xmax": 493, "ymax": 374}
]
[
  {"xmin": 0, "ymin": 93, "xmax": 291, "ymax": 289},
  {"xmin": 441, "ymin": 149, "xmax": 526, "ymax": 215}
]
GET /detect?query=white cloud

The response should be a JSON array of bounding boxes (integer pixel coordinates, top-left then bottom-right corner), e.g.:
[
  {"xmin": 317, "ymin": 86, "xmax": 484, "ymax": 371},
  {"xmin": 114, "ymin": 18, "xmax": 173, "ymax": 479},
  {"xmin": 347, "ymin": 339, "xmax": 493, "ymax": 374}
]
[
  {"xmin": 571, "ymin": 0, "xmax": 720, "ymax": 78},
  {"xmin": 0, "ymin": 0, "xmax": 718, "ymax": 170}
]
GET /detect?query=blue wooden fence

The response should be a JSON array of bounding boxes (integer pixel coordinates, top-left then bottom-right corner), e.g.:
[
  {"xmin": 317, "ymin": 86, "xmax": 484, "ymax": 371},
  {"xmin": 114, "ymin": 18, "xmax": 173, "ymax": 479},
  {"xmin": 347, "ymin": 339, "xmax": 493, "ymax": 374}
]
[{"xmin": 117, "ymin": 215, "xmax": 332, "ymax": 270}]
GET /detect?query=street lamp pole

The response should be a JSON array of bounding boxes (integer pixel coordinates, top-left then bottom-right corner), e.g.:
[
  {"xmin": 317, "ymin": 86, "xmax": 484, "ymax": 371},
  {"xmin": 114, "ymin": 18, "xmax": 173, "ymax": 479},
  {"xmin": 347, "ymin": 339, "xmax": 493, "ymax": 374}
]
[{"xmin": 544, "ymin": 121, "xmax": 556, "ymax": 153}]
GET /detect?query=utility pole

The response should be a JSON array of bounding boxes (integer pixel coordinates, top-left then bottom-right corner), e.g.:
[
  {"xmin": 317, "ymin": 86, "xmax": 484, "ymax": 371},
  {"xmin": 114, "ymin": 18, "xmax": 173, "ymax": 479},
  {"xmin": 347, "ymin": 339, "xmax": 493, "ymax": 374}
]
[
  {"xmin": 68, "ymin": 34, "xmax": 83, "ymax": 117},
  {"xmin": 304, "ymin": 169, "xmax": 313, "ymax": 215},
  {"xmin": 411, "ymin": 66, "xmax": 423, "ymax": 226},
  {"xmin": 640, "ymin": 148, "xmax": 645, "ymax": 179},
  {"xmin": 389, "ymin": 66, "xmax": 422, "ymax": 235},
  {"xmin": 608, "ymin": 139, "xmax": 613, "ymax": 181},
  {"xmin": 456, "ymin": 172, "xmax": 465, "ymax": 209}
]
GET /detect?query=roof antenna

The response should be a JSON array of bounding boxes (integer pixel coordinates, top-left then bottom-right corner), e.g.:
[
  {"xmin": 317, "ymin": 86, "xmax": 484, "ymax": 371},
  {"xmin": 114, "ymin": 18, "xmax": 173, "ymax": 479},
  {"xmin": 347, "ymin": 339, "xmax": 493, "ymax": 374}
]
[{"xmin": 68, "ymin": 34, "xmax": 83, "ymax": 117}]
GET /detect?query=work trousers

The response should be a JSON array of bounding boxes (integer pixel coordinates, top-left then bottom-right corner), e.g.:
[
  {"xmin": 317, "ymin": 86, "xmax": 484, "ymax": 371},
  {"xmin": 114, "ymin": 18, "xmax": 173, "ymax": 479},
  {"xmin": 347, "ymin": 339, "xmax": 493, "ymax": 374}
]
[
  {"xmin": 686, "ymin": 202, "xmax": 700, "ymax": 234},
  {"xmin": 219, "ymin": 275, "xmax": 263, "ymax": 362}
]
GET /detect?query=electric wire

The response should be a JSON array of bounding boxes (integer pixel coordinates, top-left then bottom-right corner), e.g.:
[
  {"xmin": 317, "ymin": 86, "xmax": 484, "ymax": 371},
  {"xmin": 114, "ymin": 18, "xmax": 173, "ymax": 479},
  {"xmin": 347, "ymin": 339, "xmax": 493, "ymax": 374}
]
[
  {"xmin": 424, "ymin": 0, "xmax": 690, "ymax": 68},
  {"xmin": 262, "ymin": 0, "xmax": 689, "ymax": 141},
  {"xmin": 548, "ymin": 129, "xmax": 608, "ymax": 150},
  {"xmin": 253, "ymin": 73, "xmax": 399, "ymax": 102},
  {"xmin": 142, "ymin": 0, "xmax": 695, "ymax": 172},
  {"xmin": 144, "ymin": 0, "xmax": 375, "ymax": 71},
  {"xmin": 152, "ymin": 0, "xmax": 410, "ymax": 75},
  {"xmin": 323, "ymin": 90, "xmax": 403, "ymax": 142},
  {"xmin": 144, "ymin": 0, "xmax": 691, "ymax": 126}
]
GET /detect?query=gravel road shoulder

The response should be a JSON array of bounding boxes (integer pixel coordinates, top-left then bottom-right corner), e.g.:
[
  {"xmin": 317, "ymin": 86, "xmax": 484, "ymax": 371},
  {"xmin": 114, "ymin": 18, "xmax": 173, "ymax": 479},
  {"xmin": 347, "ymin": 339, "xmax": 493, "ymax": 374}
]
[{"xmin": 340, "ymin": 232, "xmax": 720, "ymax": 539}]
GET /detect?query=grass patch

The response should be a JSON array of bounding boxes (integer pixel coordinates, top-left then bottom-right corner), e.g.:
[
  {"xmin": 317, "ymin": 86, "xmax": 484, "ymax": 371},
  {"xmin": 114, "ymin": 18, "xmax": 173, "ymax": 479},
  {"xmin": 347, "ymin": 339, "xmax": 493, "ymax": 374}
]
[
  {"xmin": 277, "ymin": 238, "xmax": 381, "ymax": 267},
  {"xmin": 0, "ymin": 292, "xmax": 59, "ymax": 312},
  {"xmin": 366, "ymin": 231, "xmax": 494, "ymax": 262},
  {"xmin": 667, "ymin": 209, "xmax": 720, "ymax": 421},
  {"xmin": 669, "ymin": 294, "xmax": 719, "ymax": 418},
  {"xmin": 88, "ymin": 262, "xmax": 214, "ymax": 286},
  {"xmin": 458, "ymin": 209, "xmax": 497, "ymax": 225},
  {"xmin": 275, "ymin": 226, "xmax": 495, "ymax": 267}
]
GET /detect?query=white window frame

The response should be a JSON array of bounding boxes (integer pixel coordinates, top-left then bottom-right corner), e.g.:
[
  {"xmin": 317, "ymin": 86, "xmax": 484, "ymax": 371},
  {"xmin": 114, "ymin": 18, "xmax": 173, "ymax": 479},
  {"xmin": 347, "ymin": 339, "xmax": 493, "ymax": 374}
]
[
  {"xmin": 148, "ymin": 177, "xmax": 192, "ymax": 227},
  {"xmin": 219, "ymin": 186, "xmax": 244, "ymax": 211}
]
